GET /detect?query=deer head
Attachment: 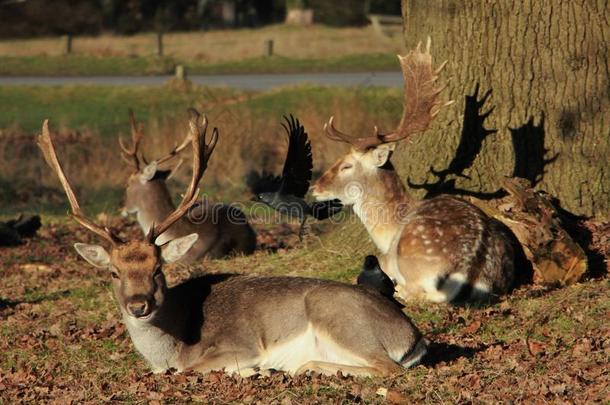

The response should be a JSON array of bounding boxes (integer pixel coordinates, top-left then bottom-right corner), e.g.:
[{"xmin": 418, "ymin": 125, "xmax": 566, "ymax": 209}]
[
  {"xmin": 38, "ymin": 110, "xmax": 217, "ymax": 320},
  {"xmin": 312, "ymin": 38, "xmax": 451, "ymax": 205},
  {"xmin": 120, "ymin": 110, "xmax": 193, "ymax": 216}
]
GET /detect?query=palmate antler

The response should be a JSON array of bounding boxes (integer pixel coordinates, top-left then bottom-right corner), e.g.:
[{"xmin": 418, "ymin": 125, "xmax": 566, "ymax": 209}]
[
  {"xmin": 146, "ymin": 108, "xmax": 218, "ymax": 243},
  {"xmin": 324, "ymin": 37, "xmax": 453, "ymax": 150},
  {"xmin": 38, "ymin": 120, "xmax": 123, "ymax": 246}
]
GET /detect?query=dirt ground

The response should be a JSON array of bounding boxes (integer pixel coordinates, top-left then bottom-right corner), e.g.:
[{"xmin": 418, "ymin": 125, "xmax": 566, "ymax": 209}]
[{"xmin": 0, "ymin": 217, "xmax": 608, "ymax": 404}]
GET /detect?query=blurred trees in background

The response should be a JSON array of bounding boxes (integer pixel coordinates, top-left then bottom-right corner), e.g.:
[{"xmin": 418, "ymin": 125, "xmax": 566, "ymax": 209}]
[
  {"xmin": 0, "ymin": 0, "xmax": 400, "ymax": 38},
  {"xmin": 0, "ymin": 0, "xmax": 103, "ymax": 37}
]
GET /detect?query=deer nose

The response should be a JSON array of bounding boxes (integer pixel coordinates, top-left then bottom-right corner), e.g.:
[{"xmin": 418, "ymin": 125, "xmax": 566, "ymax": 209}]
[{"xmin": 127, "ymin": 301, "xmax": 150, "ymax": 318}]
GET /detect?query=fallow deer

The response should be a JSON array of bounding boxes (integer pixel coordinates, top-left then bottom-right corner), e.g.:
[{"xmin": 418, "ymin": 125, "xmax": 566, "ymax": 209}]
[
  {"xmin": 38, "ymin": 116, "xmax": 427, "ymax": 377},
  {"xmin": 120, "ymin": 110, "xmax": 256, "ymax": 262},
  {"xmin": 312, "ymin": 39, "xmax": 515, "ymax": 303}
]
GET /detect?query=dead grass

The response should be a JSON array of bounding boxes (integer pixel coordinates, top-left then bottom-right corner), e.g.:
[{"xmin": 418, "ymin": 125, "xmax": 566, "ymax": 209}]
[
  {"xmin": 0, "ymin": 24, "xmax": 404, "ymax": 62},
  {"xmin": 0, "ymin": 81, "xmax": 608, "ymax": 403},
  {"xmin": 0, "ymin": 220, "xmax": 608, "ymax": 403},
  {"xmin": 0, "ymin": 84, "xmax": 402, "ymax": 215}
]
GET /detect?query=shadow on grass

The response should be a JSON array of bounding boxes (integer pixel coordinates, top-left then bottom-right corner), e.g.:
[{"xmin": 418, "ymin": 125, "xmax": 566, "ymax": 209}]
[
  {"xmin": 421, "ymin": 342, "xmax": 487, "ymax": 368},
  {"xmin": 0, "ymin": 289, "xmax": 71, "ymax": 311}
]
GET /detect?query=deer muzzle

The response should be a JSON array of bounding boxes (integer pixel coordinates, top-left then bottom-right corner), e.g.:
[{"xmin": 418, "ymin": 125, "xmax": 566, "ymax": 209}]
[{"xmin": 126, "ymin": 299, "xmax": 152, "ymax": 319}]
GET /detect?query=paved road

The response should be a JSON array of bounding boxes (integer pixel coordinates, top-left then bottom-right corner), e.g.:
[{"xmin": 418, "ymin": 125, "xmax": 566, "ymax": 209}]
[{"xmin": 0, "ymin": 72, "xmax": 402, "ymax": 90}]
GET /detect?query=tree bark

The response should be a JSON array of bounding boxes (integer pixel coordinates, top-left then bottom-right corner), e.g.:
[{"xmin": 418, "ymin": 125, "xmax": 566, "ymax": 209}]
[{"xmin": 397, "ymin": 0, "xmax": 609, "ymax": 218}]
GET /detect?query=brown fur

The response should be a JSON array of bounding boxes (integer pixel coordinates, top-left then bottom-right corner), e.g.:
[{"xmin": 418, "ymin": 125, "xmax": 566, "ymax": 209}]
[
  {"xmin": 124, "ymin": 174, "xmax": 256, "ymax": 262},
  {"xmin": 93, "ymin": 242, "xmax": 426, "ymax": 376},
  {"xmin": 312, "ymin": 148, "xmax": 515, "ymax": 302},
  {"xmin": 169, "ymin": 275, "xmax": 424, "ymax": 376}
]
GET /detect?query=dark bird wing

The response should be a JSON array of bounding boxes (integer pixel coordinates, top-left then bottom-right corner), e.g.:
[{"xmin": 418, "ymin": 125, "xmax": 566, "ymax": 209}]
[
  {"xmin": 245, "ymin": 169, "xmax": 282, "ymax": 195},
  {"xmin": 279, "ymin": 115, "xmax": 313, "ymax": 198}
]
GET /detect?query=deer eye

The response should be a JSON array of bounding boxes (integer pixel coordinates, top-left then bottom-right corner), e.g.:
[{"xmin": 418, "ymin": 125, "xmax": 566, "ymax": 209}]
[
  {"xmin": 340, "ymin": 163, "xmax": 353, "ymax": 171},
  {"xmin": 110, "ymin": 270, "xmax": 120, "ymax": 280}
]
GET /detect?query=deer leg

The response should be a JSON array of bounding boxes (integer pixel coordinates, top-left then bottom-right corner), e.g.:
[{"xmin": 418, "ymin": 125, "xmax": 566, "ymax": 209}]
[
  {"xmin": 188, "ymin": 349, "xmax": 261, "ymax": 377},
  {"xmin": 295, "ymin": 359, "xmax": 403, "ymax": 377}
]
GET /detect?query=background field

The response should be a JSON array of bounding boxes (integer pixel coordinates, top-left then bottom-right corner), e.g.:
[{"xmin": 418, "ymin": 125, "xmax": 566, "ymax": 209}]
[
  {"xmin": 0, "ymin": 83, "xmax": 402, "ymax": 216},
  {"xmin": 0, "ymin": 25, "xmax": 404, "ymax": 75}
]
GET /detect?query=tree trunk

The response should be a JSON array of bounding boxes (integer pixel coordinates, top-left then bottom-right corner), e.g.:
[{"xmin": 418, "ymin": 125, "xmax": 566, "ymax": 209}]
[{"xmin": 397, "ymin": 0, "xmax": 609, "ymax": 218}]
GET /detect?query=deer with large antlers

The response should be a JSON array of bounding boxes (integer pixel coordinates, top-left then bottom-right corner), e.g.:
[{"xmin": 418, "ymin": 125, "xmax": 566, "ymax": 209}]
[
  {"xmin": 312, "ymin": 39, "xmax": 515, "ymax": 303},
  {"xmin": 120, "ymin": 110, "xmax": 256, "ymax": 262},
  {"xmin": 38, "ymin": 117, "xmax": 427, "ymax": 377}
]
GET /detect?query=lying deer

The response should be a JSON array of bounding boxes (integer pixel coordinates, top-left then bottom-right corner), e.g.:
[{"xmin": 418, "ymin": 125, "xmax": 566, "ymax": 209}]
[
  {"xmin": 120, "ymin": 111, "xmax": 256, "ymax": 261},
  {"xmin": 312, "ymin": 39, "xmax": 515, "ymax": 303},
  {"xmin": 38, "ymin": 114, "xmax": 427, "ymax": 377}
]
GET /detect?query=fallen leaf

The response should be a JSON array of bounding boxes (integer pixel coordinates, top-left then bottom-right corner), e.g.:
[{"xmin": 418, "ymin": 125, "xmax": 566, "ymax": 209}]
[
  {"xmin": 386, "ymin": 389, "xmax": 406, "ymax": 404},
  {"xmin": 527, "ymin": 338, "xmax": 546, "ymax": 356},
  {"xmin": 463, "ymin": 320, "xmax": 481, "ymax": 334}
]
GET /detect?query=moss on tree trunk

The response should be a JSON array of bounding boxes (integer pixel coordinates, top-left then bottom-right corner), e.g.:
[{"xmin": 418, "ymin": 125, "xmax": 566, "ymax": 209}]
[{"xmin": 396, "ymin": 0, "xmax": 609, "ymax": 218}]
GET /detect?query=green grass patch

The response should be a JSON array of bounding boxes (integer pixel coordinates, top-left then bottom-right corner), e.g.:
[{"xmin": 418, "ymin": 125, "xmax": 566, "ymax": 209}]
[
  {"xmin": 0, "ymin": 84, "xmax": 400, "ymax": 139},
  {"xmin": 0, "ymin": 85, "xmax": 239, "ymax": 136},
  {"xmin": 0, "ymin": 53, "xmax": 399, "ymax": 76}
]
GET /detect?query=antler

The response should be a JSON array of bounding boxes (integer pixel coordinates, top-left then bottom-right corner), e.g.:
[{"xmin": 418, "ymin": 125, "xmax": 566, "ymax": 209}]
[
  {"xmin": 38, "ymin": 120, "xmax": 122, "ymax": 246},
  {"xmin": 147, "ymin": 109, "xmax": 218, "ymax": 243},
  {"xmin": 119, "ymin": 109, "xmax": 145, "ymax": 170},
  {"xmin": 324, "ymin": 116, "xmax": 386, "ymax": 151},
  {"xmin": 324, "ymin": 37, "xmax": 452, "ymax": 150},
  {"xmin": 155, "ymin": 130, "xmax": 191, "ymax": 166}
]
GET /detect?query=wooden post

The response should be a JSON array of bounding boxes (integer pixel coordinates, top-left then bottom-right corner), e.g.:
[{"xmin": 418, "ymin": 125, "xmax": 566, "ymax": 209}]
[
  {"xmin": 264, "ymin": 39, "xmax": 274, "ymax": 57},
  {"xmin": 63, "ymin": 34, "xmax": 73, "ymax": 55},
  {"xmin": 175, "ymin": 64, "xmax": 187, "ymax": 81},
  {"xmin": 156, "ymin": 31, "xmax": 164, "ymax": 57}
]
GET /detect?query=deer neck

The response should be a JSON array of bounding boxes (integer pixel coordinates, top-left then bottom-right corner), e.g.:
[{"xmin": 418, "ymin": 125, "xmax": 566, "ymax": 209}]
[
  {"xmin": 135, "ymin": 181, "xmax": 189, "ymax": 242},
  {"xmin": 119, "ymin": 286, "xmax": 192, "ymax": 372},
  {"xmin": 352, "ymin": 166, "xmax": 414, "ymax": 254}
]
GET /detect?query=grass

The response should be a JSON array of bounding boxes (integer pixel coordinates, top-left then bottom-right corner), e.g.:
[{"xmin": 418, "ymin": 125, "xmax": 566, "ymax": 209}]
[
  {"xmin": 0, "ymin": 218, "xmax": 608, "ymax": 403},
  {"xmin": 0, "ymin": 81, "xmax": 608, "ymax": 402},
  {"xmin": 0, "ymin": 24, "xmax": 405, "ymax": 76},
  {"xmin": 0, "ymin": 53, "xmax": 401, "ymax": 76},
  {"xmin": 0, "ymin": 84, "xmax": 402, "ymax": 216},
  {"xmin": 0, "ymin": 84, "xmax": 240, "ymax": 135}
]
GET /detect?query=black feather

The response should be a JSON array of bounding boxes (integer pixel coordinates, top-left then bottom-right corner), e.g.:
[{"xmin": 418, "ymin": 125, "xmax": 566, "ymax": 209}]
[
  {"xmin": 279, "ymin": 115, "xmax": 313, "ymax": 198},
  {"xmin": 245, "ymin": 170, "xmax": 282, "ymax": 195}
]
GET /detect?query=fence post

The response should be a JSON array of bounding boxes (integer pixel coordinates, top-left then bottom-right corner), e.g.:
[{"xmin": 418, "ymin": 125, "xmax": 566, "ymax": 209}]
[
  {"xmin": 156, "ymin": 31, "xmax": 164, "ymax": 57},
  {"xmin": 63, "ymin": 34, "xmax": 73, "ymax": 55},
  {"xmin": 264, "ymin": 39, "xmax": 274, "ymax": 57},
  {"xmin": 175, "ymin": 64, "xmax": 187, "ymax": 81}
]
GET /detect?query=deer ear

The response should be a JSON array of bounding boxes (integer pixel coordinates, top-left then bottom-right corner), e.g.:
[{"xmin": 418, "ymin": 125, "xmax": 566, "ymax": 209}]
[
  {"xmin": 367, "ymin": 144, "xmax": 395, "ymax": 167},
  {"xmin": 161, "ymin": 233, "xmax": 199, "ymax": 263},
  {"xmin": 140, "ymin": 161, "xmax": 158, "ymax": 183},
  {"xmin": 74, "ymin": 243, "xmax": 111, "ymax": 268}
]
